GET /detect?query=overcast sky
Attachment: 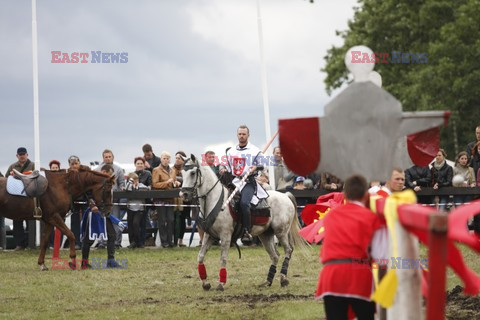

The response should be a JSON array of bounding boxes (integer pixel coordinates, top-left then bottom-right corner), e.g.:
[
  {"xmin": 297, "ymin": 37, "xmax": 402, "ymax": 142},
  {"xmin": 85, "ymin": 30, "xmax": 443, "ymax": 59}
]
[{"xmin": 0, "ymin": 0, "xmax": 357, "ymax": 173}]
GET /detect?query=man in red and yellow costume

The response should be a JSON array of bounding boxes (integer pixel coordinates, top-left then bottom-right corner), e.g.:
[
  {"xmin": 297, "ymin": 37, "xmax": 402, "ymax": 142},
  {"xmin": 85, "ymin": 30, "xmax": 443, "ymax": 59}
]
[{"xmin": 316, "ymin": 175, "xmax": 382, "ymax": 320}]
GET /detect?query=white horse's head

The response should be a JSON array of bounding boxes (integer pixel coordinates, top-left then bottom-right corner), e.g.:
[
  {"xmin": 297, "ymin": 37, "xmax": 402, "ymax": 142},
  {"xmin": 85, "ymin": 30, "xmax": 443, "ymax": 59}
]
[{"xmin": 180, "ymin": 154, "xmax": 201, "ymax": 201}]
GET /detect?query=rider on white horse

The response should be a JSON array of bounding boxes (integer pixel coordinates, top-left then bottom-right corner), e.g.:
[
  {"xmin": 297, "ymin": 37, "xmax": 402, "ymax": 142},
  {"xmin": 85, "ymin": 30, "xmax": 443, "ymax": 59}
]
[{"xmin": 219, "ymin": 124, "xmax": 268, "ymax": 243}]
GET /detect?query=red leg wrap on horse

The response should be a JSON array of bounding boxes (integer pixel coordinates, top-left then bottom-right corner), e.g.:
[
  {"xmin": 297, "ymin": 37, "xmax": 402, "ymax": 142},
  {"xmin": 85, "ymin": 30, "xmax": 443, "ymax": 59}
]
[
  {"xmin": 198, "ymin": 264, "xmax": 207, "ymax": 280},
  {"xmin": 219, "ymin": 268, "xmax": 227, "ymax": 284}
]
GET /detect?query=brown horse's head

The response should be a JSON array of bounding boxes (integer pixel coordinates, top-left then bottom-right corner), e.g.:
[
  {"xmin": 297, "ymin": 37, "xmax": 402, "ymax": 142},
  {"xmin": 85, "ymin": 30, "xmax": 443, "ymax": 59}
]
[
  {"xmin": 91, "ymin": 172, "xmax": 115, "ymax": 215},
  {"xmin": 69, "ymin": 168, "xmax": 115, "ymax": 215}
]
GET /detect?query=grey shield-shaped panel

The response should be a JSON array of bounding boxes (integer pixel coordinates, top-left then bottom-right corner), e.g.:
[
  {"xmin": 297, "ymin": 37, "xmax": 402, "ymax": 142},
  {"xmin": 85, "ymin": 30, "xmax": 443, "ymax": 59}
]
[{"xmin": 317, "ymin": 82, "xmax": 402, "ymax": 181}]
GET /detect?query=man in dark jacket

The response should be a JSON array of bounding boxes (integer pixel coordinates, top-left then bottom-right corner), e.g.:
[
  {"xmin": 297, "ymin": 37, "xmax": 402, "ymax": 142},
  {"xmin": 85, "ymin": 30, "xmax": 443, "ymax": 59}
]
[
  {"xmin": 6, "ymin": 147, "xmax": 34, "ymax": 250},
  {"xmin": 405, "ymin": 165, "xmax": 432, "ymax": 204},
  {"xmin": 405, "ymin": 165, "xmax": 432, "ymax": 190},
  {"xmin": 142, "ymin": 144, "xmax": 161, "ymax": 172}
]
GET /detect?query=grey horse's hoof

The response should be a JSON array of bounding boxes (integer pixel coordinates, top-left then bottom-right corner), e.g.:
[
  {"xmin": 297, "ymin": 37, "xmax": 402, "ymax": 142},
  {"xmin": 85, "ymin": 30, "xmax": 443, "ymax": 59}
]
[
  {"xmin": 280, "ymin": 275, "xmax": 289, "ymax": 287},
  {"xmin": 202, "ymin": 282, "xmax": 211, "ymax": 291},
  {"xmin": 258, "ymin": 281, "xmax": 272, "ymax": 288},
  {"xmin": 216, "ymin": 283, "xmax": 225, "ymax": 291},
  {"xmin": 39, "ymin": 264, "xmax": 48, "ymax": 271}
]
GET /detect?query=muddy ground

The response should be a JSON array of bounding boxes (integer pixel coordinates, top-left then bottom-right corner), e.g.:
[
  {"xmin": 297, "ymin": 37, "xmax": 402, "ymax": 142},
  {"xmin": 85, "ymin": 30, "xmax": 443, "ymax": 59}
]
[{"xmin": 446, "ymin": 285, "xmax": 480, "ymax": 320}]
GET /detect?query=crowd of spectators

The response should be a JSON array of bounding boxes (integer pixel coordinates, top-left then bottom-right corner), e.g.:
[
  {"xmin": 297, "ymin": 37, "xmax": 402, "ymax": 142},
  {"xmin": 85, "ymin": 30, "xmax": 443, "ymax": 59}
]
[{"xmin": 3, "ymin": 125, "xmax": 480, "ymax": 250}]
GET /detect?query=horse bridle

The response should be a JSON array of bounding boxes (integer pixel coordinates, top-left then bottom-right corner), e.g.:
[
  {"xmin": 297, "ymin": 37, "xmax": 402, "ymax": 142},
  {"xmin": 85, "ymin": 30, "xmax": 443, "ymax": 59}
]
[
  {"xmin": 93, "ymin": 177, "xmax": 113, "ymax": 213},
  {"xmin": 66, "ymin": 170, "xmax": 113, "ymax": 213},
  {"xmin": 182, "ymin": 161, "xmax": 221, "ymax": 201}
]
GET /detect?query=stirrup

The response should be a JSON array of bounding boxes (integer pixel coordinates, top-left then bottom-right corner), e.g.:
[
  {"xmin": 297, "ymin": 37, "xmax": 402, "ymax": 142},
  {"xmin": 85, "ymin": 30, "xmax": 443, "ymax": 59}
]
[
  {"xmin": 33, "ymin": 207, "xmax": 43, "ymax": 219},
  {"xmin": 241, "ymin": 230, "xmax": 253, "ymax": 243}
]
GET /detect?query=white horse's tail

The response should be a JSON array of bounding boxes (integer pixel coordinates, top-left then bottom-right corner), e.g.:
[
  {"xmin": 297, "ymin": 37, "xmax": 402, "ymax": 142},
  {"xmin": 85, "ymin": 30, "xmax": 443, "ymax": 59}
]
[{"xmin": 286, "ymin": 192, "xmax": 311, "ymax": 254}]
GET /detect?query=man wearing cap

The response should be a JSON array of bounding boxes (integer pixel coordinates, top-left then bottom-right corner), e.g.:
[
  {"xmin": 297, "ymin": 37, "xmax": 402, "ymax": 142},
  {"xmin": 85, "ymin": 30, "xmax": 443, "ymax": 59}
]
[
  {"xmin": 293, "ymin": 176, "xmax": 306, "ymax": 190},
  {"xmin": 6, "ymin": 147, "xmax": 35, "ymax": 250}
]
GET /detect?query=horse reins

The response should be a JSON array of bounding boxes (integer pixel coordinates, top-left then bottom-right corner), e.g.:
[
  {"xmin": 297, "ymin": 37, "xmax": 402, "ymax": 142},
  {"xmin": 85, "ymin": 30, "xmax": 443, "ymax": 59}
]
[
  {"xmin": 65, "ymin": 170, "xmax": 112, "ymax": 213},
  {"xmin": 183, "ymin": 162, "xmax": 222, "ymax": 201},
  {"xmin": 183, "ymin": 161, "xmax": 224, "ymax": 224},
  {"xmin": 182, "ymin": 160, "xmax": 242, "ymax": 258}
]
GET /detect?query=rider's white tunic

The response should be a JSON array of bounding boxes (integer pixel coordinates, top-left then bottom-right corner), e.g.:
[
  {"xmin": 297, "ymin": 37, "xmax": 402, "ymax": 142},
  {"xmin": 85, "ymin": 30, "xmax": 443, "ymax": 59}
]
[{"xmin": 226, "ymin": 143, "xmax": 268, "ymax": 205}]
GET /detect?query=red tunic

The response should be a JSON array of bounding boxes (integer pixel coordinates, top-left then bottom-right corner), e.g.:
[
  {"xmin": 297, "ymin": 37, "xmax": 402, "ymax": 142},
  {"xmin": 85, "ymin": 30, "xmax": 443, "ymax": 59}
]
[{"xmin": 316, "ymin": 202, "xmax": 382, "ymax": 300}]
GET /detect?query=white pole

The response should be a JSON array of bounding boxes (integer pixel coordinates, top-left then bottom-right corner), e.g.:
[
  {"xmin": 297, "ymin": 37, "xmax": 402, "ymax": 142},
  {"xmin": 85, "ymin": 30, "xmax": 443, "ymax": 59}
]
[
  {"xmin": 256, "ymin": 0, "xmax": 276, "ymax": 190},
  {"xmin": 387, "ymin": 221, "xmax": 422, "ymax": 320},
  {"xmin": 32, "ymin": 0, "xmax": 41, "ymax": 246}
]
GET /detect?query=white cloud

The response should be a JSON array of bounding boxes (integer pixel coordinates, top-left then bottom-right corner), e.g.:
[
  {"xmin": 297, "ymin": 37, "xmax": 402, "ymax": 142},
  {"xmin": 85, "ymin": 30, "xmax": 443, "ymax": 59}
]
[
  {"xmin": 187, "ymin": 0, "xmax": 357, "ymax": 108},
  {"xmin": 0, "ymin": 0, "xmax": 357, "ymax": 173}
]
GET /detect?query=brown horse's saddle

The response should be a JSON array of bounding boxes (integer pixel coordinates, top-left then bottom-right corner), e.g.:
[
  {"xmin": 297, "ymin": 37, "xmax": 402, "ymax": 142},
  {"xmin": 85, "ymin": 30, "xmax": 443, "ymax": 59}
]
[{"xmin": 12, "ymin": 169, "xmax": 48, "ymax": 198}]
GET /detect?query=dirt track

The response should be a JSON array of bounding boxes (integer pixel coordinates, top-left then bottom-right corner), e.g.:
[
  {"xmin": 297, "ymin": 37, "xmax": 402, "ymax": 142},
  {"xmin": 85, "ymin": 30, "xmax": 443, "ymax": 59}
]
[{"xmin": 446, "ymin": 285, "xmax": 480, "ymax": 320}]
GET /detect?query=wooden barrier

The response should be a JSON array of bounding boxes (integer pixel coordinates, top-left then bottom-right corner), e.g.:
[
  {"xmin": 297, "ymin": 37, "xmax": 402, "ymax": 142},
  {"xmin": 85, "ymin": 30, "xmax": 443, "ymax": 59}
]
[{"xmin": 2, "ymin": 187, "xmax": 479, "ymax": 250}]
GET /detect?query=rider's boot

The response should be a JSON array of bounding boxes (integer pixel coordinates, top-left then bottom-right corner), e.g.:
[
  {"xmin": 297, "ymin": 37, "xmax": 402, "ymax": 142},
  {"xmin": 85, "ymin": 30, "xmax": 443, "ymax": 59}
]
[{"xmin": 241, "ymin": 228, "xmax": 253, "ymax": 244}]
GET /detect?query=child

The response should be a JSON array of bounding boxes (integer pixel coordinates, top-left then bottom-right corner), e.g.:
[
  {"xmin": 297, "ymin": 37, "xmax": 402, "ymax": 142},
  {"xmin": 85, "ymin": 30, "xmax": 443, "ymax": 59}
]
[
  {"xmin": 125, "ymin": 172, "xmax": 149, "ymax": 248},
  {"xmin": 293, "ymin": 176, "xmax": 306, "ymax": 190}
]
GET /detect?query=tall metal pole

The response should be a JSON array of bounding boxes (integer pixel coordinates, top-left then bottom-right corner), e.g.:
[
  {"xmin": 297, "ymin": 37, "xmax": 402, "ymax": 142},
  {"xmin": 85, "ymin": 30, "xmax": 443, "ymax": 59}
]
[
  {"xmin": 32, "ymin": 0, "xmax": 41, "ymax": 246},
  {"xmin": 256, "ymin": 0, "xmax": 276, "ymax": 189}
]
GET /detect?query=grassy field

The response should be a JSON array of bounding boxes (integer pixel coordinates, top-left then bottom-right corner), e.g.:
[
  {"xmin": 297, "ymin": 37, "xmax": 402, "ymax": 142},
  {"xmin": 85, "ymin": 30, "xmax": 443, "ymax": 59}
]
[
  {"xmin": 0, "ymin": 245, "xmax": 322, "ymax": 320},
  {"xmin": 0, "ymin": 244, "xmax": 478, "ymax": 319}
]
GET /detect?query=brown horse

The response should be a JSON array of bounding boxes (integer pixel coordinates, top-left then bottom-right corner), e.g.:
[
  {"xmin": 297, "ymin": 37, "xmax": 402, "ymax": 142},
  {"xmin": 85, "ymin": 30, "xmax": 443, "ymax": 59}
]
[{"xmin": 0, "ymin": 168, "xmax": 115, "ymax": 270}]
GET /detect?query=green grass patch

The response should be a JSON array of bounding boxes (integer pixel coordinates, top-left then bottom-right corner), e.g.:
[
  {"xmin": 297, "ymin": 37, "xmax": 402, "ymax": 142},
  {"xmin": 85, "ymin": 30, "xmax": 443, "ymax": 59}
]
[
  {"xmin": 0, "ymin": 246, "xmax": 323, "ymax": 319},
  {"xmin": 1, "ymin": 243, "xmax": 478, "ymax": 319}
]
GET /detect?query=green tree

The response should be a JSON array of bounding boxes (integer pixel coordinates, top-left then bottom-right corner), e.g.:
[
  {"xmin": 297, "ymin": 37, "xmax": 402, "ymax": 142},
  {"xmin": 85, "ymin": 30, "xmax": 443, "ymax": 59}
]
[{"xmin": 323, "ymin": 0, "xmax": 480, "ymax": 158}]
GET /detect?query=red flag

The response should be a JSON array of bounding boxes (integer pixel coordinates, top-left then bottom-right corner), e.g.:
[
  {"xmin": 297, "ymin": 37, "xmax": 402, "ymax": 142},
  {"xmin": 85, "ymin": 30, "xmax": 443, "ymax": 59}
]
[
  {"xmin": 448, "ymin": 200, "xmax": 480, "ymax": 252},
  {"xmin": 279, "ymin": 117, "xmax": 320, "ymax": 176},
  {"xmin": 301, "ymin": 204, "xmax": 326, "ymax": 226},
  {"xmin": 407, "ymin": 127, "xmax": 441, "ymax": 166},
  {"xmin": 299, "ymin": 219, "xmax": 325, "ymax": 244},
  {"xmin": 299, "ymin": 192, "xmax": 345, "ymax": 243},
  {"xmin": 316, "ymin": 192, "xmax": 345, "ymax": 206}
]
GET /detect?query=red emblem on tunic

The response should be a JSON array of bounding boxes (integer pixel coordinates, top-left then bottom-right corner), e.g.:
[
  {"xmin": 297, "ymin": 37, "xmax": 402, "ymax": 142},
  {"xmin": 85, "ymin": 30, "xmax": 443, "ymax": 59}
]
[{"xmin": 232, "ymin": 157, "xmax": 246, "ymax": 176}]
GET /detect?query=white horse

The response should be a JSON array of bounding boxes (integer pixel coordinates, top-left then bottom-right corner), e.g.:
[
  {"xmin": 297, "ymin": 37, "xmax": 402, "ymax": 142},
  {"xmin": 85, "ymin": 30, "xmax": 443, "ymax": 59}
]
[{"xmin": 180, "ymin": 154, "xmax": 308, "ymax": 291}]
